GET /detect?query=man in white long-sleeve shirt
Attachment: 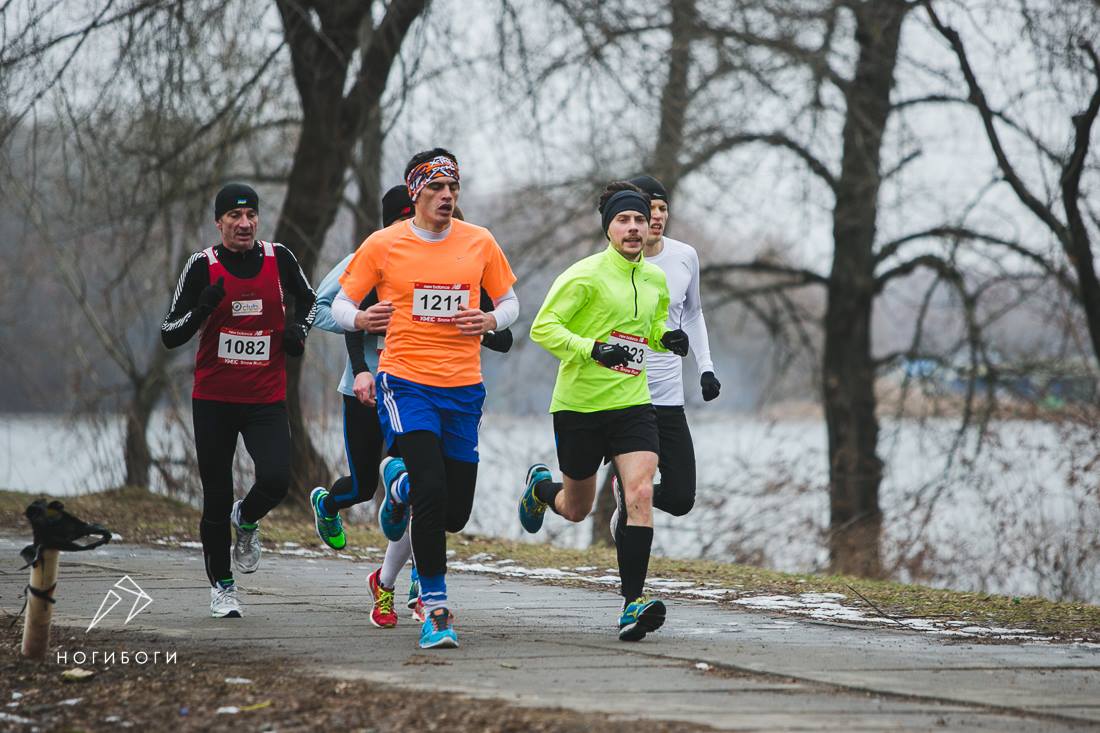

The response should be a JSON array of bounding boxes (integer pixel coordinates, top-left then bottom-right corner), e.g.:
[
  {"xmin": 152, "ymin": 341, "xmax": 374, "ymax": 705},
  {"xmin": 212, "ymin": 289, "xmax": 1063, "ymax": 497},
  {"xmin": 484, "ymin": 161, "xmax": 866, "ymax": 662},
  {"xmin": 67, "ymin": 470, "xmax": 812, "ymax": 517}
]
[{"xmin": 605, "ymin": 174, "xmax": 721, "ymax": 541}]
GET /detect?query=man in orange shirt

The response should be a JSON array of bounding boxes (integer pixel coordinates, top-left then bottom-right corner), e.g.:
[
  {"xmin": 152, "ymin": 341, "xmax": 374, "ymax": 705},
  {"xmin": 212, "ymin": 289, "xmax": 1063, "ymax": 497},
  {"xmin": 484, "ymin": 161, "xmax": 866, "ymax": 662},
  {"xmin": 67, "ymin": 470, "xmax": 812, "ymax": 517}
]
[{"xmin": 333, "ymin": 148, "xmax": 518, "ymax": 649}]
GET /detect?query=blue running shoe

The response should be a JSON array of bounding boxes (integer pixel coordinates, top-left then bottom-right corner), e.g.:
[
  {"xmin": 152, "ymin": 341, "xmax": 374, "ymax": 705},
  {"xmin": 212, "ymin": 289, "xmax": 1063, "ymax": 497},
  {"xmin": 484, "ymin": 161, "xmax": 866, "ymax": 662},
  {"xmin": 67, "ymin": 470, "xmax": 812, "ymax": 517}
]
[
  {"xmin": 378, "ymin": 456, "xmax": 410, "ymax": 542},
  {"xmin": 407, "ymin": 565, "xmax": 420, "ymax": 611},
  {"xmin": 518, "ymin": 463, "xmax": 552, "ymax": 534},
  {"xmin": 419, "ymin": 607, "xmax": 459, "ymax": 649},
  {"xmin": 310, "ymin": 487, "xmax": 346, "ymax": 550},
  {"xmin": 618, "ymin": 596, "xmax": 666, "ymax": 642}
]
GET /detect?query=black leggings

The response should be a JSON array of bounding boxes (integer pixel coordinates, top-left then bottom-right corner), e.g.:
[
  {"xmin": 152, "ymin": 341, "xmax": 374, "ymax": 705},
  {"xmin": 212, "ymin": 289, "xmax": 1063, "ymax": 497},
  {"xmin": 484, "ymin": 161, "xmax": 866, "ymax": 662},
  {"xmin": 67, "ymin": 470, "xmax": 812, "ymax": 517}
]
[
  {"xmin": 327, "ymin": 394, "xmax": 385, "ymax": 511},
  {"xmin": 193, "ymin": 398, "xmax": 290, "ymax": 586},
  {"xmin": 394, "ymin": 430, "xmax": 477, "ymax": 578},
  {"xmin": 653, "ymin": 405, "xmax": 696, "ymax": 517}
]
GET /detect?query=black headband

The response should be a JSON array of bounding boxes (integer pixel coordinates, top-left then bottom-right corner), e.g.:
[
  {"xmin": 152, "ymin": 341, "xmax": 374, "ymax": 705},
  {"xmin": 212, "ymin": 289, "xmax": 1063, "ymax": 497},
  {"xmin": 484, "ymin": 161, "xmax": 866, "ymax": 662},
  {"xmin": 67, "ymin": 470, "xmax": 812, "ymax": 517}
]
[{"xmin": 601, "ymin": 190, "xmax": 651, "ymax": 236}]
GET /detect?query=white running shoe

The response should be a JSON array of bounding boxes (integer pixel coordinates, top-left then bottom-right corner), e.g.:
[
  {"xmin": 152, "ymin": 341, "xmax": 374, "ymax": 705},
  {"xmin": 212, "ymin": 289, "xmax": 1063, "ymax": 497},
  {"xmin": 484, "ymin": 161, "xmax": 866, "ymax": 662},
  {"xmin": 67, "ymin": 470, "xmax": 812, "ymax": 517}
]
[
  {"xmin": 210, "ymin": 584, "xmax": 242, "ymax": 618},
  {"xmin": 231, "ymin": 499, "xmax": 261, "ymax": 574},
  {"xmin": 609, "ymin": 474, "xmax": 625, "ymax": 544}
]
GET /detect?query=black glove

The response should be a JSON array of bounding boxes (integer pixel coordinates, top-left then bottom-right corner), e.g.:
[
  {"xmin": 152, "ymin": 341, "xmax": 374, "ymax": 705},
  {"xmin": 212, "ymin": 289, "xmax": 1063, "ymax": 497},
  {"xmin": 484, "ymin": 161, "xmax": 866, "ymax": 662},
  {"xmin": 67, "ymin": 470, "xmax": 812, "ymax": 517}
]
[
  {"xmin": 482, "ymin": 328, "xmax": 514, "ymax": 354},
  {"xmin": 661, "ymin": 328, "xmax": 689, "ymax": 357},
  {"xmin": 197, "ymin": 276, "xmax": 225, "ymax": 312},
  {"xmin": 283, "ymin": 322, "xmax": 307, "ymax": 357},
  {"xmin": 591, "ymin": 341, "xmax": 631, "ymax": 368},
  {"xmin": 701, "ymin": 371, "xmax": 721, "ymax": 402}
]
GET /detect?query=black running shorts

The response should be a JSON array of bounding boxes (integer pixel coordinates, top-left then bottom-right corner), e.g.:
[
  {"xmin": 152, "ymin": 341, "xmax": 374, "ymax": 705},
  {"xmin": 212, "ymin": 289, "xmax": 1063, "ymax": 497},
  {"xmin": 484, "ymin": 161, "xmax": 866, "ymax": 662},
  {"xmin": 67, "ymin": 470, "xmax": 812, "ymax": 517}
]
[{"xmin": 553, "ymin": 404, "xmax": 659, "ymax": 480}]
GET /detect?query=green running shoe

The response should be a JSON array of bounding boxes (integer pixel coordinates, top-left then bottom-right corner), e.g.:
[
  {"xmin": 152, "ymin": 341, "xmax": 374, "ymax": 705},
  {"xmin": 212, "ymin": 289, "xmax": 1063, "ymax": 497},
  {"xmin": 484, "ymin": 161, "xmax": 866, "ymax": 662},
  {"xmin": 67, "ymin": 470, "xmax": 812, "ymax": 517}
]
[
  {"xmin": 618, "ymin": 596, "xmax": 666, "ymax": 641},
  {"xmin": 310, "ymin": 487, "xmax": 346, "ymax": 551}
]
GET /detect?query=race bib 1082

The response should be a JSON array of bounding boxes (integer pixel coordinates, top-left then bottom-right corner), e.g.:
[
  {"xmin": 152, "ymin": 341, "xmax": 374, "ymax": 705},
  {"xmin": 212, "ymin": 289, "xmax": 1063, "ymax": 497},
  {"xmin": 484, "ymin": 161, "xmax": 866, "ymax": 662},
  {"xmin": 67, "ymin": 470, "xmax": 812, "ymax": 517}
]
[
  {"xmin": 217, "ymin": 329, "xmax": 271, "ymax": 364},
  {"xmin": 606, "ymin": 330, "xmax": 647, "ymax": 375},
  {"xmin": 412, "ymin": 283, "xmax": 470, "ymax": 323}
]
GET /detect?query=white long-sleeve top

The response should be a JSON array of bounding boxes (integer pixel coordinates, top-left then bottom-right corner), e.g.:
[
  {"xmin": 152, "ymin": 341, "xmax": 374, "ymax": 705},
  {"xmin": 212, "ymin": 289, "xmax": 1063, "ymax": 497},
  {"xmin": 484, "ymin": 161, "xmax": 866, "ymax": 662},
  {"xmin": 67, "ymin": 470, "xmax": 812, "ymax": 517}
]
[{"xmin": 645, "ymin": 236, "xmax": 715, "ymax": 406}]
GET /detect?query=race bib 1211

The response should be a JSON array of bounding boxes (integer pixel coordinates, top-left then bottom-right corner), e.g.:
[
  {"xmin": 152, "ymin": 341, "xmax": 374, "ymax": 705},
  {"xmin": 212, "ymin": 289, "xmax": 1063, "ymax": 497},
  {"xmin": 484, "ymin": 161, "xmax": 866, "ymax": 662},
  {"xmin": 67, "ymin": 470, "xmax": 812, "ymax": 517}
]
[{"xmin": 411, "ymin": 283, "xmax": 470, "ymax": 323}]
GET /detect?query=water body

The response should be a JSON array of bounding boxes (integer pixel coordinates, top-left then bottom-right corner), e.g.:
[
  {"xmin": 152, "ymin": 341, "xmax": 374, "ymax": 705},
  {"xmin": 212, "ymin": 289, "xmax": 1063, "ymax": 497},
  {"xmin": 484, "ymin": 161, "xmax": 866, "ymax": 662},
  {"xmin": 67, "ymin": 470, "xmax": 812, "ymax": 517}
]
[{"xmin": 2, "ymin": 410, "xmax": 1096, "ymax": 603}]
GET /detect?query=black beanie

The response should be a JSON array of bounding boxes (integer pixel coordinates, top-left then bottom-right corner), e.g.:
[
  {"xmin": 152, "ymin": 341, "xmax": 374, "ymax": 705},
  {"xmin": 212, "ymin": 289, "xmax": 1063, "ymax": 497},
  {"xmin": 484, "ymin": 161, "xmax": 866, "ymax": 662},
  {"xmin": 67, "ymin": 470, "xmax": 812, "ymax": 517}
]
[
  {"xmin": 214, "ymin": 183, "xmax": 259, "ymax": 220},
  {"xmin": 600, "ymin": 190, "xmax": 651, "ymax": 237},
  {"xmin": 382, "ymin": 184, "xmax": 414, "ymax": 227},
  {"xmin": 628, "ymin": 174, "xmax": 668, "ymax": 204}
]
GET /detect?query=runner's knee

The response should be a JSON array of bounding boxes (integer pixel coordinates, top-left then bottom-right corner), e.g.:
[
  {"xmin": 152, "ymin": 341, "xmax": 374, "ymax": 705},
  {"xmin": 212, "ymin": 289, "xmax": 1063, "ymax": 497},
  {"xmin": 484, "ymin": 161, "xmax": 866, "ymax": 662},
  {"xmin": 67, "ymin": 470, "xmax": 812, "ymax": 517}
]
[
  {"xmin": 657, "ymin": 492, "xmax": 694, "ymax": 516},
  {"xmin": 252, "ymin": 466, "xmax": 289, "ymax": 504}
]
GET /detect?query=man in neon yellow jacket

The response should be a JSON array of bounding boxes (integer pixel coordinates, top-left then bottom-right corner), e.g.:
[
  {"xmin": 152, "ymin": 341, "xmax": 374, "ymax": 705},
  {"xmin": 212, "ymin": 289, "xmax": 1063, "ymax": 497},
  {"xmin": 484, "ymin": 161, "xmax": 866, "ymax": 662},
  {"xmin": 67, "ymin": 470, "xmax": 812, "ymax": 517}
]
[{"xmin": 518, "ymin": 181, "xmax": 689, "ymax": 642}]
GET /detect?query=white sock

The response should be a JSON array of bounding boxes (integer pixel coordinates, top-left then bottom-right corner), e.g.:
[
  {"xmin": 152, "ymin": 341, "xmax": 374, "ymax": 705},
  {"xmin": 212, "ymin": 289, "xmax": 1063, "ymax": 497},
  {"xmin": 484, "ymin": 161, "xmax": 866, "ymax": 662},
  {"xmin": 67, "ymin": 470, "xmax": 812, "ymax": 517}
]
[{"xmin": 380, "ymin": 531, "xmax": 413, "ymax": 589}]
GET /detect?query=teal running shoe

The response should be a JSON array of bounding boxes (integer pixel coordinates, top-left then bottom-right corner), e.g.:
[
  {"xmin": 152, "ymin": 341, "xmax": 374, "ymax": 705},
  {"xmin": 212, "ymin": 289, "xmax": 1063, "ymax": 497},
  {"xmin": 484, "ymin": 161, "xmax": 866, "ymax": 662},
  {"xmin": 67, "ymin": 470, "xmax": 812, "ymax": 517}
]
[
  {"xmin": 518, "ymin": 463, "xmax": 552, "ymax": 534},
  {"xmin": 419, "ymin": 607, "xmax": 458, "ymax": 649},
  {"xmin": 618, "ymin": 596, "xmax": 666, "ymax": 641},
  {"xmin": 407, "ymin": 565, "xmax": 420, "ymax": 611},
  {"xmin": 310, "ymin": 487, "xmax": 346, "ymax": 551},
  {"xmin": 378, "ymin": 456, "xmax": 410, "ymax": 542}
]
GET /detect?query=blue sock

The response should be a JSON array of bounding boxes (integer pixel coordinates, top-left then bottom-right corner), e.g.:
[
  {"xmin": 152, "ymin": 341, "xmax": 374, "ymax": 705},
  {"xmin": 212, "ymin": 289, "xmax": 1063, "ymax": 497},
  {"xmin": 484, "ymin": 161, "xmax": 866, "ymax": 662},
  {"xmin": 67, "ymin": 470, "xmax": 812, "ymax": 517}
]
[
  {"xmin": 418, "ymin": 572, "xmax": 447, "ymax": 612},
  {"xmin": 216, "ymin": 578, "xmax": 234, "ymax": 590}
]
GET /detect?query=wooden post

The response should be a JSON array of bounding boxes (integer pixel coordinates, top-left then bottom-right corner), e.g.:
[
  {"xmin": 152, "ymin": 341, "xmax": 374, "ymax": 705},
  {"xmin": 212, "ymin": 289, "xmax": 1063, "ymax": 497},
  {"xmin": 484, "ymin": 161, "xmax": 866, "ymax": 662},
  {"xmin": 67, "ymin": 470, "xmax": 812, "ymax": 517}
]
[{"xmin": 21, "ymin": 549, "xmax": 60, "ymax": 661}]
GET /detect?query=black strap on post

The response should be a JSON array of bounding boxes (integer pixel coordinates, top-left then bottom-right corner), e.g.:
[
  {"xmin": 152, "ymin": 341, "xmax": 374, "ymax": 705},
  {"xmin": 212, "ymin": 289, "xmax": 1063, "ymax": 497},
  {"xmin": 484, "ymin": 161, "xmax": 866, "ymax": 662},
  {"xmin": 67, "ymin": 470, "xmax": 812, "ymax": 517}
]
[{"xmin": 18, "ymin": 499, "xmax": 112, "ymax": 570}]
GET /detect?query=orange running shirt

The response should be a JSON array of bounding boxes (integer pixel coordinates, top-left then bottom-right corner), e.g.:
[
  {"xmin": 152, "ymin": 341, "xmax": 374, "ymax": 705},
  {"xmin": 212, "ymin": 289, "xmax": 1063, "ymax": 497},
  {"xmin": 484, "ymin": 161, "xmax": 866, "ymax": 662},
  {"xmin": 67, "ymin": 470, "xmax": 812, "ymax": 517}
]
[{"xmin": 339, "ymin": 219, "xmax": 517, "ymax": 388}]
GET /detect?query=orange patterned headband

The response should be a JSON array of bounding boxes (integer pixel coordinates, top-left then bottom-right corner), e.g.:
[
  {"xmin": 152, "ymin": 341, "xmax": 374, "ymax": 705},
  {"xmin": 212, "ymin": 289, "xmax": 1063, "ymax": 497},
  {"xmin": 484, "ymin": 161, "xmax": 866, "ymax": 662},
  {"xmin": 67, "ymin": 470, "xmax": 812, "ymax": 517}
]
[{"xmin": 406, "ymin": 156, "xmax": 459, "ymax": 201}]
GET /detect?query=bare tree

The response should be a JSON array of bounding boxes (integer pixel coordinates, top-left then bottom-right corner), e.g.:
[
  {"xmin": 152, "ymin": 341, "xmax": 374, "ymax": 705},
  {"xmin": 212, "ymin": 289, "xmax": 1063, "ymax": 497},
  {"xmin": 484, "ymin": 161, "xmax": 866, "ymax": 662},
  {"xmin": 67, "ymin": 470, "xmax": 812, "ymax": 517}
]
[
  {"xmin": 926, "ymin": 1, "xmax": 1100, "ymax": 367},
  {"xmin": 271, "ymin": 0, "xmax": 429, "ymax": 503}
]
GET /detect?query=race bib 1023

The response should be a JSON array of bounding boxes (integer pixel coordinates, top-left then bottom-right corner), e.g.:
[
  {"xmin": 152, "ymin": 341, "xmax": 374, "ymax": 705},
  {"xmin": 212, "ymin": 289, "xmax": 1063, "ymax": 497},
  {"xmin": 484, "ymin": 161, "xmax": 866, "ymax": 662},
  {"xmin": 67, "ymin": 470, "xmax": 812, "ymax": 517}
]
[{"xmin": 606, "ymin": 330, "xmax": 647, "ymax": 375}]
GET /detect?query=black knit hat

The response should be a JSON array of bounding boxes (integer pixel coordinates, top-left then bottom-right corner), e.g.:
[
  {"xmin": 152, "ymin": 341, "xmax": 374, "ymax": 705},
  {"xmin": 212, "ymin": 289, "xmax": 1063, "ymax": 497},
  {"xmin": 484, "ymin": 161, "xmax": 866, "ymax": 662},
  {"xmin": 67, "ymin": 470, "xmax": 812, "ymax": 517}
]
[
  {"xmin": 382, "ymin": 185, "xmax": 414, "ymax": 227},
  {"xmin": 214, "ymin": 183, "xmax": 259, "ymax": 221},
  {"xmin": 600, "ymin": 190, "xmax": 651, "ymax": 237},
  {"xmin": 628, "ymin": 175, "xmax": 668, "ymax": 204}
]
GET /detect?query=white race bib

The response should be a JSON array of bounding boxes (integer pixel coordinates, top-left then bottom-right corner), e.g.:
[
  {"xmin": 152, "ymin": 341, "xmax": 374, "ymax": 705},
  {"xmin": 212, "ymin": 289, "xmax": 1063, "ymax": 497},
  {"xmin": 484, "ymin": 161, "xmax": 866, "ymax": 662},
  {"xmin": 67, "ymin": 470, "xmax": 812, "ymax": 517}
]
[
  {"xmin": 606, "ymin": 330, "xmax": 647, "ymax": 375},
  {"xmin": 411, "ymin": 282, "xmax": 470, "ymax": 323},
  {"xmin": 217, "ymin": 329, "xmax": 271, "ymax": 364}
]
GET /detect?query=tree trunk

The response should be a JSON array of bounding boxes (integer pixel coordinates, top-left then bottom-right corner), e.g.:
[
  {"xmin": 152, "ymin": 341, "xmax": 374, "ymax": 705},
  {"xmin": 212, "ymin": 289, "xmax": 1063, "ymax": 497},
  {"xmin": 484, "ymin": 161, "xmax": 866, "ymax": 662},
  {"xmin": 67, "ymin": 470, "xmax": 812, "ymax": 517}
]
[
  {"xmin": 273, "ymin": 0, "xmax": 427, "ymax": 506},
  {"xmin": 645, "ymin": 0, "xmax": 695, "ymax": 193},
  {"xmin": 352, "ymin": 106, "xmax": 383, "ymax": 245},
  {"xmin": 824, "ymin": 0, "xmax": 908, "ymax": 577},
  {"xmin": 123, "ymin": 343, "xmax": 171, "ymax": 489}
]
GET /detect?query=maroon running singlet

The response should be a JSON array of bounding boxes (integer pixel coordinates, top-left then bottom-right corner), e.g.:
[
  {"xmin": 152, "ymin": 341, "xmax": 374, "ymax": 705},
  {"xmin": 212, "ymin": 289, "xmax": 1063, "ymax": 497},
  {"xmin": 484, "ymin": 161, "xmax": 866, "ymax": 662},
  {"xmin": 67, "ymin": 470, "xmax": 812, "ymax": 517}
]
[{"xmin": 193, "ymin": 241, "xmax": 287, "ymax": 403}]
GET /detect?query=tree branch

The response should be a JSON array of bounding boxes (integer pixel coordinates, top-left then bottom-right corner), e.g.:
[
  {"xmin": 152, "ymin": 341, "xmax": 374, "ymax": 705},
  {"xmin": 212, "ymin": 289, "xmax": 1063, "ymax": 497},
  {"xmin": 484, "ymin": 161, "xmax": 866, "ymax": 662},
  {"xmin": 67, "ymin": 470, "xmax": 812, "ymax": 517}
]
[
  {"xmin": 924, "ymin": 4, "xmax": 1070, "ymax": 245},
  {"xmin": 875, "ymin": 253, "xmax": 964, "ymax": 291},
  {"xmin": 703, "ymin": 260, "xmax": 830, "ymax": 285},
  {"xmin": 874, "ymin": 225, "xmax": 1074, "ymax": 291},
  {"xmin": 682, "ymin": 131, "xmax": 838, "ymax": 192}
]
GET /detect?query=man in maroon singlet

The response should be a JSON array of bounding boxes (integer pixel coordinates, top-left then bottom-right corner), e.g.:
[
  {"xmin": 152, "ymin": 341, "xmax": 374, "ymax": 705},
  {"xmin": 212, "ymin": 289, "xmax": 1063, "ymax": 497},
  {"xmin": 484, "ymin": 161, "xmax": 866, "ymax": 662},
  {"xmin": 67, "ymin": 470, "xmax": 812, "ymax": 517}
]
[{"xmin": 161, "ymin": 183, "xmax": 316, "ymax": 618}]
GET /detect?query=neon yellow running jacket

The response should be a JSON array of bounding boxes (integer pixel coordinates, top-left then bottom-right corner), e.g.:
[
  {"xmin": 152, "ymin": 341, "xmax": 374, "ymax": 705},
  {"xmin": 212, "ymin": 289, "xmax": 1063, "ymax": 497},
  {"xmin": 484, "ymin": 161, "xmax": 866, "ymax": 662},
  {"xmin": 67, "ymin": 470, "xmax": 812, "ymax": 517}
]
[{"xmin": 530, "ymin": 244, "xmax": 672, "ymax": 413}]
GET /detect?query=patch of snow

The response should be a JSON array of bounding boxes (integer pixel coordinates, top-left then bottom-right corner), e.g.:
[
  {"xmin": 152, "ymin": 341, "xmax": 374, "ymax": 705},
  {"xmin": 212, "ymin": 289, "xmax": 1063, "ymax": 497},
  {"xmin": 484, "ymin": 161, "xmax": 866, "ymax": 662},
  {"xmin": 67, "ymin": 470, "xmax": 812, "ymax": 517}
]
[{"xmin": 0, "ymin": 712, "xmax": 35, "ymax": 724}]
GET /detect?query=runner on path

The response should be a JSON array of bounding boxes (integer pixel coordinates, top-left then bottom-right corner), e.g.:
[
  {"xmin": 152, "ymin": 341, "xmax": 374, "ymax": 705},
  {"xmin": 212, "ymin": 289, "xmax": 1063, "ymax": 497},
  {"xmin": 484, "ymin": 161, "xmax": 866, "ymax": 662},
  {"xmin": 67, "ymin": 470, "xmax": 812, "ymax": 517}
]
[
  {"xmin": 518, "ymin": 181, "xmax": 688, "ymax": 641},
  {"xmin": 332, "ymin": 149, "xmax": 519, "ymax": 648},
  {"xmin": 161, "ymin": 183, "xmax": 316, "ymax": 618},
  {"xmin": 311, "ymin": 185, "xmax": 512, "ymax": 629},
  {"xmin": 599, "ymin": 174, "xmax": 722, "ymax": 542}
]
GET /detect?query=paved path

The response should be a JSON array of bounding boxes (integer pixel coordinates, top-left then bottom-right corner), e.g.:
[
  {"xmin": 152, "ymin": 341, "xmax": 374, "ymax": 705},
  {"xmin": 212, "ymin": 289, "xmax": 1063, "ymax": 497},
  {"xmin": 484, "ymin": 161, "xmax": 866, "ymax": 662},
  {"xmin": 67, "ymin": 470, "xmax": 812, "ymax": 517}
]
[{"xmin": 3, "ymin": 536, "xmax": 1099, "ymax": 731}]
